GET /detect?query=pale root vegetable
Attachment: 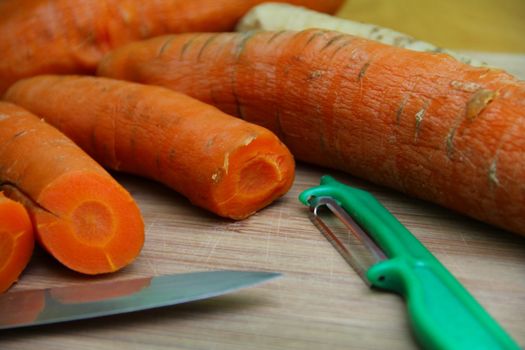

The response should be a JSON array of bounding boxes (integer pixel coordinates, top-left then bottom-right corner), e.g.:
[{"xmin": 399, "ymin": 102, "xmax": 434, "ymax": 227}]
[
  {"xmin": 0, "ymin": 192, "xmax": 34, "ymax": 293},
  {"xmin": 236, "ymin": 3, "xmax": 485, "ymax": 67},
  {"xmin": 97, "ymin": 29, "xmax": 525, "ymax": 236},
  {"xmin": 0, "ymin": 102, "xmax": 144, "ymax": 274},
  {"xmin": 0, "ymin": 0, "xmax": 343, "ymax": 94},
  {"xmin": 4, "ymin": 75, "xmax": 295, "ymax": 220}
]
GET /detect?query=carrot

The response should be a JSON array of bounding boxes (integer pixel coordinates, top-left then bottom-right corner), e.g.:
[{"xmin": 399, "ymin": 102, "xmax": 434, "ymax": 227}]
[
  {"xmin": 3, "ymin": 75, "xmax": 295, "ymax": 220},
  {"xmin": 96, "ymin": 29, "xmax": 525, "ymax": 236},
  {"xmin": 0, "ymin": 0, "xmax": 343, "ymax": 94},
  {"xmin": 0, "ymin": 192, "xmax": 34, "ymax": 293},
  {"xmin": 0, "ymin": 102, "xmax": 144, "ymax": 274}
]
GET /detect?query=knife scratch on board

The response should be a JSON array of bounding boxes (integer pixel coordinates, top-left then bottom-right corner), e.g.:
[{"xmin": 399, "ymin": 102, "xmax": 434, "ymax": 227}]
[
  {"xmin": 205, "ymin": 235, "xmax": 223, "ymax": 264},
  {"xmin": 145, "ymin": 214, "xmax": 161, "ymax": 234},
  {"xmin": 264, "ymin": 220, "xmax": 272, "ymax": 263},
  {"xmin": 275, "ymin": 207, "xmax": 284, "ymax": 240},
  {"xmin": 459, "ymin": 231, "xmax": 474, "ymax": 256},
  {"xmin": 145, "ymin": 256, "xmax": 159, "ymax": 276},
  {"xmin": 264, "ymin": 216, "xmax": 275, "ymax": 263},
  {"xmin": 328, "ymin": 251, "xmax": 336, "ymax": 287},
  {"xmin": 265, "ymin": 207, "xmax": 285, "ymax": 263}
]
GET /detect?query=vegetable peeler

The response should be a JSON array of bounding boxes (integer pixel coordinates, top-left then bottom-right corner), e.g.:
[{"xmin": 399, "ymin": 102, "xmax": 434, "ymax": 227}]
[{"xmin": 299, "ymin": 176, "xmax": 520, "ymax": 350}]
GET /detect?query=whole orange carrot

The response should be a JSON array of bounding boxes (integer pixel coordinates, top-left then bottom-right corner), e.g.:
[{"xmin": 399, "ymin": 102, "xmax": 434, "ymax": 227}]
[
  {"xmin": 97, "ymin": 29, "xmax": 525, "ymax": 235},
  {"xmin": 0, "ymin": 102, "xmax": 144, "ymax": 274},
  {"xmin": 0, "ymin": 192, "xmax": 34, "ymax": 293},
  {"xmin": 3, "ymin": 75, "xmax": 295, "ymax": 219},
  {"xmin": 0, "ymin": 0, "xmax": 343, "ymax": 94}
]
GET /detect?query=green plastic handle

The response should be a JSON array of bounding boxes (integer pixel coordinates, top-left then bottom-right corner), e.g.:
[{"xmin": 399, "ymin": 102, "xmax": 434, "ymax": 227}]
[{"xmin": 299, "ymin": 176, "xmax": 520, "ymax": 350}]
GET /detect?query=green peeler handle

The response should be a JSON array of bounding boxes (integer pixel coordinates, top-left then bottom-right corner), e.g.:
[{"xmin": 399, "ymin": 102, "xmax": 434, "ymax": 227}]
[{"xmin": 299, "ymin": 176, "xmax": 520, "ymax": 350}]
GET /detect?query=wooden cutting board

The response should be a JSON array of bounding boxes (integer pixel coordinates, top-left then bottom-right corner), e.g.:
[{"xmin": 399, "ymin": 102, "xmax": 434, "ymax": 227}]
[{"xmin": 2, "ymin": 54, "xmax": 525, "ymax": 350}]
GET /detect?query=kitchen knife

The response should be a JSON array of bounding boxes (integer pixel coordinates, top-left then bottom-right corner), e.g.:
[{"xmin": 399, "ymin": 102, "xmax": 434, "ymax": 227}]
[{"xmin": 0, "ymin": 270, "xmax": 280, "ymax": 330}]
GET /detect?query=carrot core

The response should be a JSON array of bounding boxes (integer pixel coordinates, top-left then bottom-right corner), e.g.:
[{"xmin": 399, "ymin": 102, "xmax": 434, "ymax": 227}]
[
  {"xmin": 238, "ymin": 157, "xmax": 280, "ymax": 196},
  {"xmin": 71, "ymin": 201, "xmax": 114, "ymax": 246}
]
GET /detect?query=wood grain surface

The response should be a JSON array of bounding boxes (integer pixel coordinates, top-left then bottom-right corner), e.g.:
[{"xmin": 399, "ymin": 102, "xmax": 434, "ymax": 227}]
[{"xmin": 1, "ymin": 54, "xmax": 525, "ymax": 350}]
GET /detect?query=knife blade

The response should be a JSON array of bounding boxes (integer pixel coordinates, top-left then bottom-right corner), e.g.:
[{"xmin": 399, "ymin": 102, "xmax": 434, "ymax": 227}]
[{"xmin": 0, "ymin": 270, "xmax": 281, "ymax": 330}]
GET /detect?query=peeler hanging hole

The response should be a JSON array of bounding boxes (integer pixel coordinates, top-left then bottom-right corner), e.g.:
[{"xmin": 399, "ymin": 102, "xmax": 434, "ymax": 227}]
[{"xmin": 378, "ymin": 276, "xmax": 386, "ymax": 282}]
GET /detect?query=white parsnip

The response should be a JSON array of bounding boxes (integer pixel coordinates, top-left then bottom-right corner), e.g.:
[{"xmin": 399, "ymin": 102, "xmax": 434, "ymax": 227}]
[{"xmin": 236, "ymin": 3, "xmax": 485, "ymax": 67}]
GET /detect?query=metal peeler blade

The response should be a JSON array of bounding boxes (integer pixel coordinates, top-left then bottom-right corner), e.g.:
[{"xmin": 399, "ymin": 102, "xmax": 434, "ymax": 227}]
[{"xmin": 307, "ymin": 196, "xmax": 387, "ymax": 285}]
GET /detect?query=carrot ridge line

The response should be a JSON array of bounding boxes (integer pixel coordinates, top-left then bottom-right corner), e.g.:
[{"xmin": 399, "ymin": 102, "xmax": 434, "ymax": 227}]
[
  {"xmin": 0, "ymin": 181, "xmax": 58, "ymax": 218},
  {"xmin": 197, "ymin": 33, "xmax": 220, "ymax": 61},
  {"xmin": 231, "ymin": 31, "xmax": 257, "ymax": 120}
]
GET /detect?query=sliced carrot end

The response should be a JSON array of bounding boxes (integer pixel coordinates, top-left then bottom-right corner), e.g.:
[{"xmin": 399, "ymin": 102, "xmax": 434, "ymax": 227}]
[
  {"xmin": 35, "ymin": 172, "xmax": 144, "ymax": 275},
  {"xmin": 212, "ymin": 135, "xmax": 295, "ymax": 219},
  {"xmin": 0, "ymin": 193, "xmax": 34, "ymax": 293}
]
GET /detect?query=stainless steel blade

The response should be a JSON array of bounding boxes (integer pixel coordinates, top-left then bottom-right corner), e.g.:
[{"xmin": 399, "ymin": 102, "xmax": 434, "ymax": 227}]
[
  {"xmin": 0, "ymin": 270, "xmax": 281, "ymax": 330},
  {"xmin": 308, "ymin": 196, "xmax": 386, "ymax": 285}
]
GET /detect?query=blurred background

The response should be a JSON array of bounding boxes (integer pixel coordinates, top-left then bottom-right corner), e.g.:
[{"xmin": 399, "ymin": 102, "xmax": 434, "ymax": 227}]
[{"xmin": 337, "ymin": 0, "xmax": 525, "ymax": 53}]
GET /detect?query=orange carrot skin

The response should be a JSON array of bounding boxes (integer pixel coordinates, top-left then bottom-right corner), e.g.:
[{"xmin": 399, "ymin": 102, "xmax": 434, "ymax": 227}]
[
  {"xmin": 3, "ymin": 75, "xmax": 295, "ymax": 220},
  {"xmin": 0, "ymin": 102, "xmax": 144, "ymax": 274},
  {"xmin": 0, "ymin": 0, "xmax": 343, "ymax": 94},
  {"xmin": 0, "ymin": 192, "xmax": 34, "ymax": 293},
  {"xmin": 97, "ymin": 30, "xmax": 525, "ymax": 235}
]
